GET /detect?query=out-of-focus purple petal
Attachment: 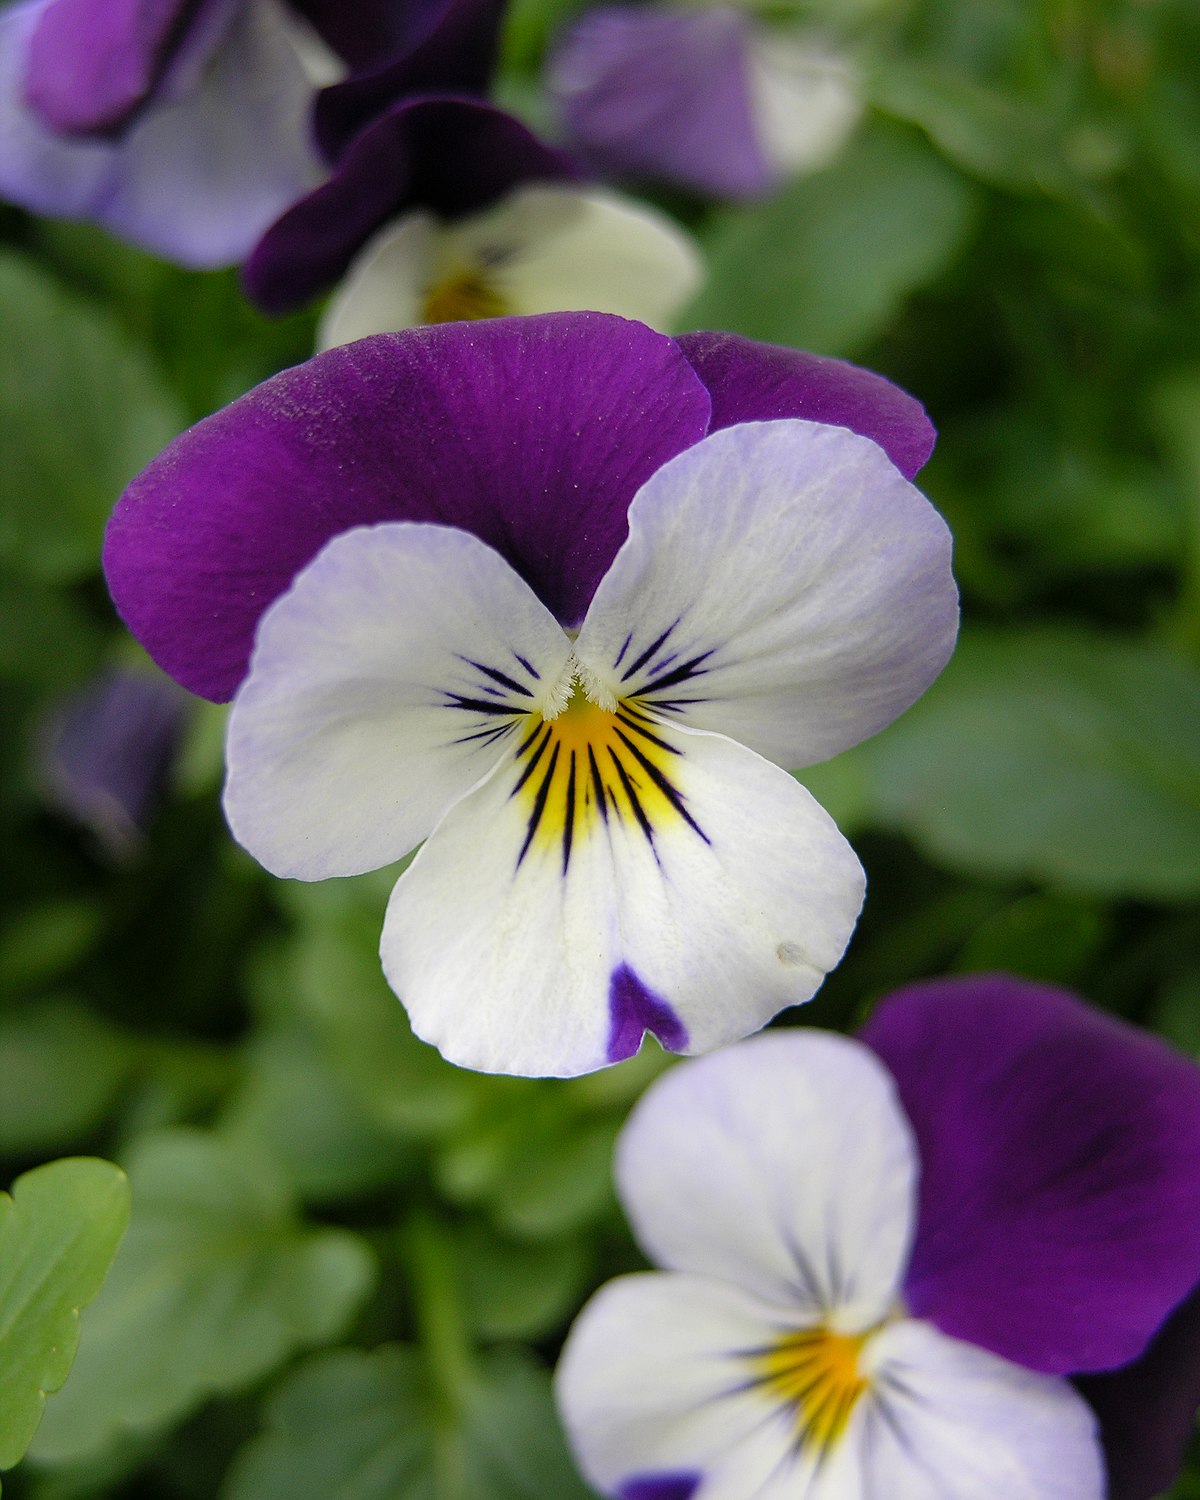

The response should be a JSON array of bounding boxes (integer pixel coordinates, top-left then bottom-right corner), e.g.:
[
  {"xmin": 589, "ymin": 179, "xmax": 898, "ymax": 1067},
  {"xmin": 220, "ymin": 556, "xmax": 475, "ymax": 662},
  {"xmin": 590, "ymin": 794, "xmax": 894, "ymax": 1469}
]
[
  {"xmin": 1076, "ymin": 1286, "xmax": 1200, "ymax": 1500},
  {"xmin": 620, "ymin": 1477, "xmax": 701, "ymax": 1500},
  {"xmin": 38, "ymin": 667, "xmax": 188, "ymax": 859},
  {"xmin": 548, "ymin": 5, "xmax": 772, "ymax": 199},
  {"xmin": 677, "ymin": 330, "xmax": 936, "ymax": 480},
  {"xmin": 104, "ymin": 312, "xmax": 711, "ymax": 701},
  {"xmin": 313, "ymin": 0, "xmax": 507, "ymax": 163},
  {"xmin": 23, "ymin": 0, "xmax": 211, "ymax": 135},
  {"xmin": 861, "ymin": 975, "xmax": 1200, "ymax": 1377},
  {"xmin": 289, "ymin": 0, "xmax": 442, "ymax": 70},
  {"xmin": 244, "ymin": 96, "xmax": 580, "ymax": 313}
]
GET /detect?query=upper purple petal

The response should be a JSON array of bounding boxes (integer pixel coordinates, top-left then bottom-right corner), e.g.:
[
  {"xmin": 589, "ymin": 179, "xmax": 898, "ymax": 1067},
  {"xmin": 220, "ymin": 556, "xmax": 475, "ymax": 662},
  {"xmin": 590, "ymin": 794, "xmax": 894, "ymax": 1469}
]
[
  {"xmin": 244, "ymin": 96, "xmax": 581, "ymax": 314},
  {"xmin": 312, "ymin": 0, "xmax": 506, "ymax": 163},
  {"xmin": 861, "ymin": 975, "xmax": 1200, "ymax": 1376},
  {"xmin": 23, "ymin": 0, "xmax": 213, "ymax": 134},
  {"xmin": 103, "ymin": 313, "xmax": 711, "ymax": 702},
  {"xmin": 676, "ymin": 330, "xmax": 936, "ymax": 480},
  {"xmin": 288, "ymin": 0, "xmax": 447, "ymax": 71},
  {"xmin": 1076, "ymin": 1284, "xmax": 1200, "ymax": 1500},
  {"xmin": 547, "ymin": 5, "xmax": 771, "ymax": 199}
]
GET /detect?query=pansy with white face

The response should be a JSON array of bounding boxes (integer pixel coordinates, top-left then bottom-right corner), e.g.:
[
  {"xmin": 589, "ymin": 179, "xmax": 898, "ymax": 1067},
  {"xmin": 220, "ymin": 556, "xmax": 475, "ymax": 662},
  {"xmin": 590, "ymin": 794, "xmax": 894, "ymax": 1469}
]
[
  {"xmin": 103, "ymin": 313, "xmax": 957, "ymax": 1078},
  {"xmin": 557, "ymin": 978, "xmax": 1200, "ymax": 1498}
]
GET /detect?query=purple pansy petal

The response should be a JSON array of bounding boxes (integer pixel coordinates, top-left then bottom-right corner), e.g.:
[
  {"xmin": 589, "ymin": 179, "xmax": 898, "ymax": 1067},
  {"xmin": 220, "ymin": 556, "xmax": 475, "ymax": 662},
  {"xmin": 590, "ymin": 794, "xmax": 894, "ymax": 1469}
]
[
  {"xmin": 1076, "ymin": 1285, "xmax": 1200, "ymax": 1500},
  {"xmin": 676, "ymin": 330, "xmax": 936, "ymax": 480},
  {"xmin": 607, "ymin": 965, "xmax": 688, "ymax": 1064},
  {"xmin": 621, "ymin": 1478, "xmax": 701, "ymax": 1500},
  {"xmin": 23, "ymin": 0, "xmax": 212, "ymax": 135},
  {"xmin": 548, "ymin": 5, "xmax": 772, "ymax": 199},
  {"xmin": 289, "ymin": 0, "xmax": 445, "ymax": 70},
  {"xmin": 104, "ymin": 313, "xmax": 711, "ymax": 702},
  {"xmin": 244, "ymin": 96, "xmax": 580, "ymax": 314},
  {"xmin": 312, "ymin": 0, "xmax": 507, "ymax": 163},
  {"xmin": 38, "ymin": 668, "xmax": 187, "ymax": 859},
  {"xmin": 861, "ymin": 975, "xmax": 1200, "ymax": 1377}
]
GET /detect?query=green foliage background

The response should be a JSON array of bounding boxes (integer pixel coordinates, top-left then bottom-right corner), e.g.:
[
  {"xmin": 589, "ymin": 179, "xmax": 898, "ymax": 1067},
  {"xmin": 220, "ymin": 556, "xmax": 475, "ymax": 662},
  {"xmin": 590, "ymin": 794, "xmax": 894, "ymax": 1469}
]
[{"xmin": 2, "ymin": 0, "xmax": 1200, "ymax": 1492}]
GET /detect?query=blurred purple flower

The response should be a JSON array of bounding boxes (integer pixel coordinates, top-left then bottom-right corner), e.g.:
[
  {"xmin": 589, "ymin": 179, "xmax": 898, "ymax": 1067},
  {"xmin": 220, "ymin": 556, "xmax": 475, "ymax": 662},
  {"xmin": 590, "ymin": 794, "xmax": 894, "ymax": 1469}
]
[
  {"xmin": 38, "ymin": 667, "xmax": 188, "ymax": 859},
  {"xmin": 548, "ymin": 4, "xmax": 861, "ymax": 200},
  {"xmin": 558, "ymin": 976, "xmax": 1200, "ymax": 1498}
]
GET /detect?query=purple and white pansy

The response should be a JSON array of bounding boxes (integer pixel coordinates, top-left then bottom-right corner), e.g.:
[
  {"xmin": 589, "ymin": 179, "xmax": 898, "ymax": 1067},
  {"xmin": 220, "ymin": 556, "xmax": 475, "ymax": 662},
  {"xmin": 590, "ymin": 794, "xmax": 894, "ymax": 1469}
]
[
  {"xmin": 556, "ymin": 976, "xmax": 1200, "ymax": 1500},
  {"xmin": 548, "ymin": 5, "xmax": 861, "ymax": 200},
  {"xmin": 103, "ymin": 312, "xmax": 957, "ymax": 1077}
]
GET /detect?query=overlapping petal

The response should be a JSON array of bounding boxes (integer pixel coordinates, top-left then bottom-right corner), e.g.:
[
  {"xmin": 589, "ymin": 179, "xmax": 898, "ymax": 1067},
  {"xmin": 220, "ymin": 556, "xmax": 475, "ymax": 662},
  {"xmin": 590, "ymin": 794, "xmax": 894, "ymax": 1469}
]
[
  {"xmin": 614, "ymin": 1032, "xmax": 914, "ymax": 1318},
  {"xmin": 861, "ymin": 976, "xmax": 1200, "ymax": 1375},
  {"xmin": 381, "ymin": 727, "xmax": 863, "ymax": 1076},
  {"xmin": 574, "ymin": 420, "xmax": 958, "ymax": 769},
  {"xmin": 244, "ymin": 97, "xmax": 580, "ymax": 314},
  {"xmin": 223, "ymin": 523, "xmax": 574, "ymax": 880},
  {"xmin": 104, "ymin": 315, "xmax": 711, "ymax": 701}
]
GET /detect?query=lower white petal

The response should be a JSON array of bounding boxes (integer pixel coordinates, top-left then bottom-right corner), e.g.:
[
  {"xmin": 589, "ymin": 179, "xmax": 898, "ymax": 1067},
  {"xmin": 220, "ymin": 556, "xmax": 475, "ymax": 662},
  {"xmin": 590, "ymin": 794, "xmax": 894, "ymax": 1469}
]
[
  {"xmin": 316, "ymin": 211, "xmax": 438, "ymax": 350},
  {"xmin": 225, "ymin": 523, "xmax": 573, "ymax": 880},
  {"xmin": 381, "ymin": 713, "xmax": 863, "ymax": 1076},
  {"xmin": 856, "ymin": 1321, "xmax": 1105, "ymax": 1500}
]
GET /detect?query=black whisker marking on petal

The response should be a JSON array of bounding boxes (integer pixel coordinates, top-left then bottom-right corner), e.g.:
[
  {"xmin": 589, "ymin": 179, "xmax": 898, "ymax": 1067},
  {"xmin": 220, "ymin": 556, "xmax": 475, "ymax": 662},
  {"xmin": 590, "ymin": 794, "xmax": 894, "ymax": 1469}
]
[
  {"xmin": 459, "ymin": 657, "xmax": 534, "ymax": 698},
  {"xmin": 511, "ymin": 724, "xmax": 552, "ymax": 796},
  {"xmin": 444, "ymin": 693, "xmax": 521, "ymax": 717},
  {"xmin": 450, "ymin": 723, "xmax": 516, "ymax": 747},
  {"xmin": 621, "ymin": 618, "xmax": 680, "ymax": 681},
  {"xmin": 517, "ymin": 741, "xmax": 560, "ymax": 868},
  {"xmin": 512, "ymin": 652, "xmax": 539, "ymax": 680},
  {"xmin": 514, "ymin": 719, "xmax": 547, "ymax": 758},
  {"xmin": 608, "ymin": 748, "xmax": 657, "ymax": 852},
  {"xmin": 615, "ymin": 709, "xmax": 682, "ymax": 756},
  {"xmin": 562, "ymin": 750, "xmax": 577, "ymax": 874},
  {"xmin": 612, "ymin": 727, "xmax": 709, "ymax": 843},
  {"xmin": 640, "ymin": 648, "xmax": 715, "ymax": 696},
  {"xmin": 587, "ymin": 745, "xmax": 609, "ymax": 824},
  {"xmin": 613, "ymin": 631, "xmax": 634, "ymax": 670}
]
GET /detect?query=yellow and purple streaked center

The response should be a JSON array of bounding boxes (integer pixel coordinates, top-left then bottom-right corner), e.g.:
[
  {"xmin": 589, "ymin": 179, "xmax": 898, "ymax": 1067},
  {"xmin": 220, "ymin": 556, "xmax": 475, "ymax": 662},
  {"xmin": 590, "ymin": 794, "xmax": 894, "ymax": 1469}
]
[
  {"xmin": 422, "ymin": 267, "xmax": 509, "ymax": 324},
  {"xmin": 512, "ymin": 688, "xmax": 708, "ymax": 874},
  {"xmin": 751, "ymin": 1326, "xmax": 869, "ymax": 1455}
]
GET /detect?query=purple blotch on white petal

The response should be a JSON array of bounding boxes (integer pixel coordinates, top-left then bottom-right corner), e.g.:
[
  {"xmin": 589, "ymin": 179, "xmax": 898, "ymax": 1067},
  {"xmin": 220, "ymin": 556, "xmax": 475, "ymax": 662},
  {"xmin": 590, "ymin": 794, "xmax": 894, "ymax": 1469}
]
[
  {"xmin": 621, "ymin": 1476, "xmax": 702, "ymax": 1500},
  {"xmin": 608, "ymin": 963, "xmax": 688, "ymax": 1063}
]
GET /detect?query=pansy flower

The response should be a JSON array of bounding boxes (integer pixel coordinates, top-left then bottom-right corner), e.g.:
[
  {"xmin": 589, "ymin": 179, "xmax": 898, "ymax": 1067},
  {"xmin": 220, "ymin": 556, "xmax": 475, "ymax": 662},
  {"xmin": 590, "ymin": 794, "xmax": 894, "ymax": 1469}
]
[
  {"xmin": 548, "ymin": 4, "xmax": 861, "ymax": 200},
  {"xmin": 244, "ymin": 97, "xmax": 702, "ymax": 338},
  {"xmin": 0, "ymin": 0, "xmax": 495, "ymax": 266},
  {"xmin": 104, "ymin": 312, "xmax": 957, "ymax": 1077},
  {"xmin": 557, "ymin": 975, "xmax": 1200, "ymax": 1498}
]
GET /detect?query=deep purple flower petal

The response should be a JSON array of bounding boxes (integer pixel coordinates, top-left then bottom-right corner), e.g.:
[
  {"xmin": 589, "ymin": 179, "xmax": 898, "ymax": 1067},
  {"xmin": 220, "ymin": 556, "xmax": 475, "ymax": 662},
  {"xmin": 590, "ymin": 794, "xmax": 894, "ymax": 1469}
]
[
  {"xmin": 676, "ymin": 330, "xmax": 936, "ymax": 480},
  {"xmin": 289, "ymin": 0, "xmax": 445, "ymax": 71},
  {"xmin": 104, "ymin": 312, "xmax": 711, "ymax": 702},
  {"xmin": 620, "ymin": 1477, "xmax": 701, "ymax": 1500},
  {"xmin": 548, "ymin": 5, "xmax": 771, "ymax": 199},
  {"xmin": 312, "ymin": 0, "xmax": 507, "ymax": 163},
  {"xmin": 23, "ymin": 0, "xmax": 213, "ymax": 135},
  {"xmin": 1076, "ymin": 1285, "xmax": 1200, "ymax": 1500},
  {"xmin": 244, "ymin": 97, "xmax": 581, "ymax": 314},
  {"xmin": 38, "ymin": 667, "xmax": 187, "ymax": 858},
  {"xmin": 861, "ymin": 975, "xmax": 1200, "ymax": 1376}
]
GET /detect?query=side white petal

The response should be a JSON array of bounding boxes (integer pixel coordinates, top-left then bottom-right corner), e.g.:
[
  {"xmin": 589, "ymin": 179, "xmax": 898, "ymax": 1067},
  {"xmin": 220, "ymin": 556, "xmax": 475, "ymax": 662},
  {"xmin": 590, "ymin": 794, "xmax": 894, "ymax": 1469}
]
[
  {"xmin": 856, "ymin": 1320, "xmax": 1105, "ymax": 1500},
  {"xmin": 556, "ymin": 1272, "xmax": 814, "ymax": 1500},
  {"xmin": 616, "ymin": 1032, "xmax": 916, "ymax": 1325},
  {"xmin": 746, "ymin": 30, "xmax": 863, "ymax": 178},
  {"xmin": 456, "ymin": 184, "xmax": 705, "ymax": 331},
  {"xmin": 381, "ymin": 721, "xmax": 863, "ymax": 1077},
  {"xmin": 574, "ymin": 419, "xmax": 958, "ymax": 770},
  {"xmin": 316, "ymin": 211, "xmax": 438, "ymax": 351},
  {"xmin": 224, "ymin": 523, "xmax": 573, "ymax": 881}
]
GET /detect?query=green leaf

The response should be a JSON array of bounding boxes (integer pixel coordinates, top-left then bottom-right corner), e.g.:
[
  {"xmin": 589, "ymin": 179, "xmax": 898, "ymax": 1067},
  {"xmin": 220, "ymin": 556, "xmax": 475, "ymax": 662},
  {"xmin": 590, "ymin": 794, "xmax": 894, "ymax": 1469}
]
[
  {"xmin": 223, "ymin": 1345, "xmax": 595, "ymax": 1500},
  {"xmin": 684, "ymin": 121, "xmax": 978, "ymax": 355},
  {"xmin": 0, "ymin": 253, "xmax": 184, "ymax": 582},
  {"xmin": 452, "ymin": 1221, "xmax": 591, "ymax": 1342},
  {"xmin": 28, "ymin": 1130, "xmax": 376, "ymax": 1465},
  {"xmin": 0, "ymin": 1159, "xmax": 129, "ymax": 1478},
  {"xmin": 0, "ymin": 999, "xmax": 138, "ymax": 1154},
  {"xmin": 860, "ymin": 628, "xmax": 1200, "ymax": 900}
]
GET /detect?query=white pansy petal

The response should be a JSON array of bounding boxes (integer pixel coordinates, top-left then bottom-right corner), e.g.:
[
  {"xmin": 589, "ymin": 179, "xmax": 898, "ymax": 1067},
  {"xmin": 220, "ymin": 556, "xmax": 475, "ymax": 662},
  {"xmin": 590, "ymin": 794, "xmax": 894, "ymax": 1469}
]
[
  {"xmin": 747, "ymin": 32, "xmax": 862, "ymax": 178},
  {"xmin": 556, "ymin": 1272, "xmax": 814, "ymax": 1500},
  {"xmin": 616, "ymin": 1032, "xmax": 916, "ymax": 1323},
  {"xmin": 858, "ymin": 1321, "xmax": 1105, "ymax": 1499},
  {"xmin": 574, "ymin": 419, "xmax": 958, "ymax": 769},
  {"xmin": 224, "ymin": 523, "xmax": 573, "ymax": 880},
  {"xmin": 458, "ymin": 184, "xmax": 704, "ymax": 331},
  {"xmin": 382, "ymin": 722, "xmax": 863, "ymax": 1077},
  {"xmin": 316, "ymin": 211, "xmax": 437, "ymax": 350}
]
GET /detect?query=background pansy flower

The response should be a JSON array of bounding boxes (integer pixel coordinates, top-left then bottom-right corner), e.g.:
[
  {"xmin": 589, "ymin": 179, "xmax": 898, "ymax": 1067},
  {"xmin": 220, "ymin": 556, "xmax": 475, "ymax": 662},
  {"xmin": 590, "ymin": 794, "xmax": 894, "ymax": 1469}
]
[
  {"xmin": 557, "ymin": 976, "xmax": 1200, "ymax": 1498},
  {"xmin": 547, "ymin": 4, "xmax": 862, "ymax": 200},
  {"xmin": 103, "ymin": 312, "xmax": 956, "ymax": 1077},
  {"xmin": 244, "ymin": 96, "xmax": 701, "ymax": 337}
]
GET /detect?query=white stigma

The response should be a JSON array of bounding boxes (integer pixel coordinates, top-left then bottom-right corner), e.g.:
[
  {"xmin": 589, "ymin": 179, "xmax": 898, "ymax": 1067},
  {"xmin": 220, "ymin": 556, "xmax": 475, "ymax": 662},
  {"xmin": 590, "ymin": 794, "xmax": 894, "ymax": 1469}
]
[{"xmin": 540, "ymin": 653, "xmax": 617, "ymax": 720}]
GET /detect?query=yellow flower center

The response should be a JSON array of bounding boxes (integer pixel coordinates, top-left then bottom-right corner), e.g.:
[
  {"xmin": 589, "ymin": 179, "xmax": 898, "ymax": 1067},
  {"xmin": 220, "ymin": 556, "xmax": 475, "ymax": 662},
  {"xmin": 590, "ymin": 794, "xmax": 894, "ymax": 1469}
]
[
  {"xmin": 512, "ymin": 686, "xmax": 706, "ymax": 874},
  {"xmin": 752, "ymin": 1325, "xmax": 869, "ymax": 1455},
  {"xmin": 422, "ymin": 267, "xmax": 509, "ymax": 324}
]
